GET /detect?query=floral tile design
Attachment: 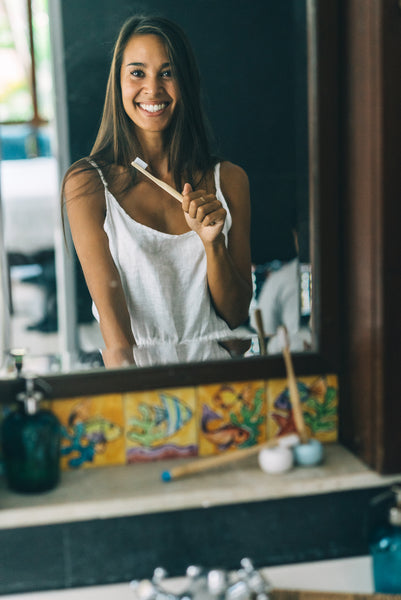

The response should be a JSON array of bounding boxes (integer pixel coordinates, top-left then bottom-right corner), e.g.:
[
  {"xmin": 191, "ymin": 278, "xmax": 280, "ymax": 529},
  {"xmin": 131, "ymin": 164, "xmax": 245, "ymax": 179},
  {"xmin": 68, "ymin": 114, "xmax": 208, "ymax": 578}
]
[
  {"xmin": 197, "ymin": 380, "xmax": 266, "ymax": 456},
  {"xmin": 266, "ymin": 374, "xmax": 338, "ymax": 442},
  {"xmin": 124, "ymin": 387, "xmax": 197, "ymax": 463},
  {"xmin": 51, "ymin": 394, "xmax": 125, "ymax": 470}
]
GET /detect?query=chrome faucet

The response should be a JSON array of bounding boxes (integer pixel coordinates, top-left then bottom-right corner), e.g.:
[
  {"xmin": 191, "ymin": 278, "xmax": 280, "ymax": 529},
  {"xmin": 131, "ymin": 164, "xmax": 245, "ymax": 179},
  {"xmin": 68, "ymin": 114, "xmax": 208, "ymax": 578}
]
[{"xmin": 130, "ymin": 558, "xmax": 272, "ymax": 600}]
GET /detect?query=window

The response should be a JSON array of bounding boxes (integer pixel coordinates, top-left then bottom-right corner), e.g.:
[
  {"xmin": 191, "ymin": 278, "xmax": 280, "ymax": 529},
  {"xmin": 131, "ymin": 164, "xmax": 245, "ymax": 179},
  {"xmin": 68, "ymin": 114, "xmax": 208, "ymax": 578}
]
[{"xmin": 0, "ymin": 0, "xmax": 52, "ymax": 158}]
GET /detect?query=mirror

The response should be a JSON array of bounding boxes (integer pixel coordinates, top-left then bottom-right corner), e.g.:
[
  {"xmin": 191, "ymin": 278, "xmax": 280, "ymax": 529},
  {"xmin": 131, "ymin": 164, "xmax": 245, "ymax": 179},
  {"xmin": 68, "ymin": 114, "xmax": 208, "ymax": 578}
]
[{"xmin": 0, "ymin": 0, "xmax": 337, "ymax": 381}]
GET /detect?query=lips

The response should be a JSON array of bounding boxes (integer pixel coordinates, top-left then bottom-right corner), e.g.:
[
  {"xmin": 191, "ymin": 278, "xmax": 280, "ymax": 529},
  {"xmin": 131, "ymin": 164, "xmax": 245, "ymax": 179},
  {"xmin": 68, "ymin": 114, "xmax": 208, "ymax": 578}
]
[{"xmin": 137, "ymin": 102, "xmax": 169, "ymax": 114}]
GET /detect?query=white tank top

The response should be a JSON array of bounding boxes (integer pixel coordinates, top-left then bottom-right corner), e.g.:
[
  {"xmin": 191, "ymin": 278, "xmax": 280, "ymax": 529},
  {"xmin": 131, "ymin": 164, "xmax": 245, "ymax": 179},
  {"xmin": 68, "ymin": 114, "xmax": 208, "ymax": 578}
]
[{"xmin": 90, "ymin": 161, "xmax": 234, "ymax": 366}]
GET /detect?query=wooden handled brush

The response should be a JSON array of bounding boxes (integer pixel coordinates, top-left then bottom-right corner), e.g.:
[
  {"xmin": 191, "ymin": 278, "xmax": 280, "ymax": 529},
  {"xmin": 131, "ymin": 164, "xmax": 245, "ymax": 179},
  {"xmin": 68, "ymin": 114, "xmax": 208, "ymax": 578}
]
[
  {"xmin": 277, "ymin": 326, "xmax": 309, "ymax": 444},
  {"xmin": 161, "ymin": 433, "xmax": 300, "ymax": 482},
  {"xmin": 131, "ymin": 157, "xmax": 183, "ymax": 203},
  {"xmin": 253, "ymin": 308, "xmax": 267, "ymax": 356}
]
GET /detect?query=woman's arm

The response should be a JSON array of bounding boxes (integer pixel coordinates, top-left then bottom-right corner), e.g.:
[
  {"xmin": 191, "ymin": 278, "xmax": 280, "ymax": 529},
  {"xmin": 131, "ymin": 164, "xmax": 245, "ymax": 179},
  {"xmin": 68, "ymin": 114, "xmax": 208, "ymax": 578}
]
[
  {"xmin": 182, "ymin": 161, "xmax": 252, "ymax": 328},
  {"xmin": 64, "ymin": 167, "xmax": 135, "ymax": 367}
]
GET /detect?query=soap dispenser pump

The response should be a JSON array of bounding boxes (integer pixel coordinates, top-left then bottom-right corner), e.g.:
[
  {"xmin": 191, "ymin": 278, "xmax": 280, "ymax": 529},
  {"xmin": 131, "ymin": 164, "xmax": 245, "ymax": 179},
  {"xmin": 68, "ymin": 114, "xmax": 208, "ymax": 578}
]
[
  {"xmin": 370, "ymin": 484, "xmax": 401, "ymax": 593},
  {"xmin": 1, "ymin": 376, "xmax": 61, "ymax": 493}
]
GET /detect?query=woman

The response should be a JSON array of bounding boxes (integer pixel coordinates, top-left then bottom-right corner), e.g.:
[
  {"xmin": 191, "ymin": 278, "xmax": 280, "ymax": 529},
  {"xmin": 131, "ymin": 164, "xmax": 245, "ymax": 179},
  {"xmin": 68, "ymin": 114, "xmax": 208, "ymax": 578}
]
[{"xmin": 62, "ymin": 15, "xmax": 252, "ymax": 368}]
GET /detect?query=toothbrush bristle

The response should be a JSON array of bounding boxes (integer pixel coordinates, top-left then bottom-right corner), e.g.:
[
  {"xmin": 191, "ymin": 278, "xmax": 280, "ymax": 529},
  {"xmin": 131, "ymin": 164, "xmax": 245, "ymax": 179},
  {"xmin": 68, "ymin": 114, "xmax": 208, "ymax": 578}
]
[{"xmin": 134, "ymin": 157, "xmax": 148, "ymax": 169}]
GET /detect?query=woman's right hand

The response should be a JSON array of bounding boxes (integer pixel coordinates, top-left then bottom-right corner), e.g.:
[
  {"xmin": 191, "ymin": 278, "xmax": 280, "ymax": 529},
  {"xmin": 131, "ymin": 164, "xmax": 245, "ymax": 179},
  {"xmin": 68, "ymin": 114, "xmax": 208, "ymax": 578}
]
[{"xmin": 181, "ymin": 183, "xmax": 226, "ymax": 246}]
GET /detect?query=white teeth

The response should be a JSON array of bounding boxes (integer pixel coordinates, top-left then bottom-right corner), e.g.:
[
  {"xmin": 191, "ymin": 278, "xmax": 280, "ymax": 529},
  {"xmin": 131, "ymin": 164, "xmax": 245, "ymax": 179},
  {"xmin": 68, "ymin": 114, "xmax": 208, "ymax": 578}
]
[{"xmin": 139, "ymin": 103, "xmax": 167, "ymax": 113}]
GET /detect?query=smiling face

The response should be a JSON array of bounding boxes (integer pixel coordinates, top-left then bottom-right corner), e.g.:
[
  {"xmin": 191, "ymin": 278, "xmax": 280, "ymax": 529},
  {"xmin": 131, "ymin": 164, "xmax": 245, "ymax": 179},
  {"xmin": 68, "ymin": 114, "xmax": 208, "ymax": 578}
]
[{"xmin": 120, "ymin": 34, "xmax": 178, "ymax": 138}]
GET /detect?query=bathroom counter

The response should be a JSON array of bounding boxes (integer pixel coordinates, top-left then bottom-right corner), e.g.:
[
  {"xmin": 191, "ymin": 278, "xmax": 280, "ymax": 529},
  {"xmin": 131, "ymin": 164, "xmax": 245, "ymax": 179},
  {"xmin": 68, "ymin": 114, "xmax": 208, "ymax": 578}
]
[
  {"xmin": 0, "ymin": 443, "xmax": 399, "ymax": 530},
  {"xmin": 1, "ymin": 444, "xmax": 400, "ymax": 595}
]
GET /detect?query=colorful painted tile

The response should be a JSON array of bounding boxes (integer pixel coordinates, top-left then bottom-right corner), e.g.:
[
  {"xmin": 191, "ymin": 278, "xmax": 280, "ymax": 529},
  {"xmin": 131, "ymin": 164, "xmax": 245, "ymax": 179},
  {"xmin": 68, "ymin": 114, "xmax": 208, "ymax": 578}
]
[
  {"xmin": 266, "ymin": 374, "xmax": 339, "ymax": 442},
  {"xmin": 51, "ymin": 394, "xmax": 125, "ymax": 470},
  {"xmin": 197, "ymin": 380, "xmax": 266, "ymax": 456},
  {"xmin": 124, "ymin": 387, "xmax": 197, "ymax": 463}
]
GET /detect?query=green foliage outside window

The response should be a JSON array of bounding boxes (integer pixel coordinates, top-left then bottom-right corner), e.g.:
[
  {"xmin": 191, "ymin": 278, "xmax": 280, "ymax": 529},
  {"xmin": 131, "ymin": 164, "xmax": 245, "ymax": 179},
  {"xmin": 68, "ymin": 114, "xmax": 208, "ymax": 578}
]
[{"xmin": 0, "ymin": 0, "xmax": 52, "ymax": 124}]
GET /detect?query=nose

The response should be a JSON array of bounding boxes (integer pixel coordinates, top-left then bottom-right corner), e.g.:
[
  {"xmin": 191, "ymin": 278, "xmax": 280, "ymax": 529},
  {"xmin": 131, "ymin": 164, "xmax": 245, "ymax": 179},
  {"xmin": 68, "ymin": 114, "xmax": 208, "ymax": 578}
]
[{"xmin": 144, "ymin": 74, "xmax": 162, "ymax": 96}]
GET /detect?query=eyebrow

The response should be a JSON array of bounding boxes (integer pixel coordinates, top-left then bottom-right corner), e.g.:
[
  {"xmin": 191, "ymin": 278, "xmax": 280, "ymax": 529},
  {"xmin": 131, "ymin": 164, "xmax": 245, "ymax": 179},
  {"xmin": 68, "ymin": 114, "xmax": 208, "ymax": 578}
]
[{"xmin": 126, "ymin": 61, "xmax": 171, "ymax": 68}]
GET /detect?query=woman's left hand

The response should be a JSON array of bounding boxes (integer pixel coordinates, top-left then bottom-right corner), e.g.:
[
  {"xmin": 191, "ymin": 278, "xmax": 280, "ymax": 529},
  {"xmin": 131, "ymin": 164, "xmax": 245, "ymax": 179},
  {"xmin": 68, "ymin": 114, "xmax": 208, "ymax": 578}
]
[{"xmin": 182, "ymin": 183, "xmax": 226, "ymax": 244}]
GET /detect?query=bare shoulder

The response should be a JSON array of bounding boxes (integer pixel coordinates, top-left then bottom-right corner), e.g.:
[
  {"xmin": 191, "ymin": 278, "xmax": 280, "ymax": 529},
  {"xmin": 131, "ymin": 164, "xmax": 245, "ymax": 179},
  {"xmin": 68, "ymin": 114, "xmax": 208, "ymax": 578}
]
[
  {"xmin": 64, "ymin": 160, "xmax": 102, "ymax": 200},
  {"xmin": 63, "ymin": 160, "xmax": 107, "ymax": 223},
  {"xmin": 220, "ymin": 161, "xmax": 249, "ymax": 189},
  {"xmin": 219, "ymin": 161, "xmax": 250, "ymax": 212}
]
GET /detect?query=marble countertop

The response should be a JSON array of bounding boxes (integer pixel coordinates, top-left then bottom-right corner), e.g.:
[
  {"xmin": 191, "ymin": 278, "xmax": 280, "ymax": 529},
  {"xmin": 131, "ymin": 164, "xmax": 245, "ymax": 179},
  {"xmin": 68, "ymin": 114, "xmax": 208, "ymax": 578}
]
[{"xmin": 0, "ymin": 444, "xmax": 400, "ymax": 530}]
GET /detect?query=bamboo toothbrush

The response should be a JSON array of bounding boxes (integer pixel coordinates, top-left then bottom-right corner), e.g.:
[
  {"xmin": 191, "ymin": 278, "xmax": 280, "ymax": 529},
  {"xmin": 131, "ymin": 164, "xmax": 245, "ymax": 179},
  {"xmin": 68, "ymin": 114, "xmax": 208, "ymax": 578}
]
[
  {"xmin": 277, "ymin": 326, "xmax": 309, "ymax": 444},
  {"xmin": 131, "ymin": 157, "xmax": 183, "ymax": 203},
  {"xmin": 253, "ymin": 308, "xmax": 267, "ymax": 356},
  {"xmin": 161, "ymin": 432, "xmax": 300, "ymax": 482}
]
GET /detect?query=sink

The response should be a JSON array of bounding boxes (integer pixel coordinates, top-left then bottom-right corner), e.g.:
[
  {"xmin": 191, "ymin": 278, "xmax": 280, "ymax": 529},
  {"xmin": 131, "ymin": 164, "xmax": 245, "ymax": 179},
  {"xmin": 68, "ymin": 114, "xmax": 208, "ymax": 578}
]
[{"xmin": 0, "ymin": 556, "xmax": 374, "ymax": 600}]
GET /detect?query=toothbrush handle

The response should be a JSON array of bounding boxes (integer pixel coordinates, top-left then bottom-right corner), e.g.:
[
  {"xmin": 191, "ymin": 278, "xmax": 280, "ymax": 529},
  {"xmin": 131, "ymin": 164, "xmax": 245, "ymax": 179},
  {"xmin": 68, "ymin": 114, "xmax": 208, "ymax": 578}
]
[
  {"xmin": 282, "ymin": 345, "xmax": 309, "ymax": 443},
  {"xmin": 131, "ymin": 161, "xmax": 183, "ymax": 203},
  {"xmin": 165, "ymin": 435, "xmax": 286, "ymax": 481},
  {"xmin": 253, "ymin": 309, "xmax": 267, "ymax": 356}
]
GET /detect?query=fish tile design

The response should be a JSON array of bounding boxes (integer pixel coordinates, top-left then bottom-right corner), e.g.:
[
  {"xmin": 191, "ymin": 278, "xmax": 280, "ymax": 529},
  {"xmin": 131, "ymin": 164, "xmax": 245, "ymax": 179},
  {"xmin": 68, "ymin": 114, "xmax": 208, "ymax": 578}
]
[
  {"xmin": 51, "ymin": 394, "xmax": 125, "ymax": 470},
  {"xmin": 16, "ymin": 373, "xmax": 339, "ymax": 472},
  {"xmin": 266, "ymin": 374, "xmax": 338, "ymax": 442},
  {"xmin": 197, "ymin": 380, "xmax": 266, "ymax": 456},
  {"xmin": 124, "ymin": 387, "xmax": 197, "ymax": 463}
]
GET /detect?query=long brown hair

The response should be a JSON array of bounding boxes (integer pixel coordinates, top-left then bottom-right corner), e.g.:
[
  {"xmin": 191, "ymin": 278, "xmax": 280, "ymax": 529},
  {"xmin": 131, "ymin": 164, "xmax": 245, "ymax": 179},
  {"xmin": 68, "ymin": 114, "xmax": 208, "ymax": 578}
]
[{"xmin": 62, "ymin": 14, "xmax": 217, "ymax": 198}]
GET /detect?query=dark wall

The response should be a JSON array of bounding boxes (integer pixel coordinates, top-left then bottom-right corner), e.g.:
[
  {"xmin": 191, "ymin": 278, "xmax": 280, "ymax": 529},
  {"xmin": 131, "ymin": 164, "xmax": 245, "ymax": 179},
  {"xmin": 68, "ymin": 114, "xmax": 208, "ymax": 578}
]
[
  {"xmin": 0, "ymin": 487, "xmax": 379, "ymax": 594},
  {"xmin": 60, "ymin": 0, "xmax": 309, "ymax": 264}
]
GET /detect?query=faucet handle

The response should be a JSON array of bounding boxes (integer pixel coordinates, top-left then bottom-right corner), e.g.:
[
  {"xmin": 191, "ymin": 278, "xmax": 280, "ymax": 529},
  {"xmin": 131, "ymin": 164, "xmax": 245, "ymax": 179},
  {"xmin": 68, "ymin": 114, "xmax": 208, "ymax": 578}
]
[
  {"xmin": 130, "ymin": 579, "xmax": 158, "ymax": 600},
  {"xmin": 239, "ymin": 558, "xmax": 254, "ymax": 573},
  {"xmin": 225, "ymin": 580, "xmax": 249, "ymax": 600},
  {"xmin": 153, "ymin": 567, "xmax": 168, "ymax": 585},
  {"xmin": 207, "ymin": 569, "xmax": 228, "ymax": 596},
  {"xmin": 236, "ymin": 558, "xmax": 272, "ymax": 598}
]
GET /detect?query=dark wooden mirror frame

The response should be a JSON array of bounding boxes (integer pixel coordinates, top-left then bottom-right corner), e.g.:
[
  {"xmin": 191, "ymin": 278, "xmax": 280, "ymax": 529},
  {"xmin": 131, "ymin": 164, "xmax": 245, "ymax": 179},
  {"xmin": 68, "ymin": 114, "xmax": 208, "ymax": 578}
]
[
  {"xmin": 0, "ymin": 3, "xmax": 341, "ymax": 403},
  {"xmin": 336, "ymin": 0, "xmax": 401, "ymax": 475}
]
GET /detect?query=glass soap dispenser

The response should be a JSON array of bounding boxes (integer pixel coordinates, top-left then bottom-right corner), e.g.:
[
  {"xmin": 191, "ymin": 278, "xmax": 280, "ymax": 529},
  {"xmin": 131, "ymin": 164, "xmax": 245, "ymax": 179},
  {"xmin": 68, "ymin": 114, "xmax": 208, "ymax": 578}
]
[
  {"xmin": 370, "ymin": 484, "xmax": 401, "ymax": 594},
  {"xmin": 1, "ymin": 376, "xmax": 61, "ymax": 493}
]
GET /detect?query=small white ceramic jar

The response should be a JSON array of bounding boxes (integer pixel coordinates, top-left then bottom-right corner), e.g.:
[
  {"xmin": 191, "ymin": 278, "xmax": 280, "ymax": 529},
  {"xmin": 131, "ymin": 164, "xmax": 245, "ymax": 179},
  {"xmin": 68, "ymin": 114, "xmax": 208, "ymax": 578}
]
[{"xmin": 258, "ymin": 446, "xmax": 294, "ymax": 474}]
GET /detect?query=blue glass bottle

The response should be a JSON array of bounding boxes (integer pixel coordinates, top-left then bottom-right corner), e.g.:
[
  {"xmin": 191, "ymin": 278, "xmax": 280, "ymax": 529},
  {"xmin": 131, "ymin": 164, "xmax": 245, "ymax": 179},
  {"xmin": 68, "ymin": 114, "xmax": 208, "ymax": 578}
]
[
  {"xmin": 370, "ymin": 485, "xmax": 401, "ymax": 594},
  {"xmin": 1, "ymin": 376, "xmax": 61, "ymax": 493}
]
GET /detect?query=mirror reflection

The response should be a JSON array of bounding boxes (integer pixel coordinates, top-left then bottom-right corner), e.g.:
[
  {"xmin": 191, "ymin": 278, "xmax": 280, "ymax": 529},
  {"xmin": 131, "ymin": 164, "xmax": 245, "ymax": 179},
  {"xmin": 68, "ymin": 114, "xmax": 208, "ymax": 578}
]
[{"xmin": 0, "ymin": 0, "xmax": 312, "ymax": 375}]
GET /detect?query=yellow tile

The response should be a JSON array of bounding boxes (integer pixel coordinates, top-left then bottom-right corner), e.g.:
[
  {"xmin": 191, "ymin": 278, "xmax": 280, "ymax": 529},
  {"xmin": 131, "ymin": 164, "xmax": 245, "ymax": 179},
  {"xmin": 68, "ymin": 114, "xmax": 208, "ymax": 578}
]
[
  {"xmin": 197, "ymin": 380, "xmax": 266, "ymax": 456},
  {"xmin": 266, "ymin": 374, "xmax": 338, "ymax": 442},
  {"xmin": 123, "ymin": 387, "xmax": 197, "ymax": 463},
  {"xmin": 51, "ymin": 394, "xmax": 125, "ymax": 470}
]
